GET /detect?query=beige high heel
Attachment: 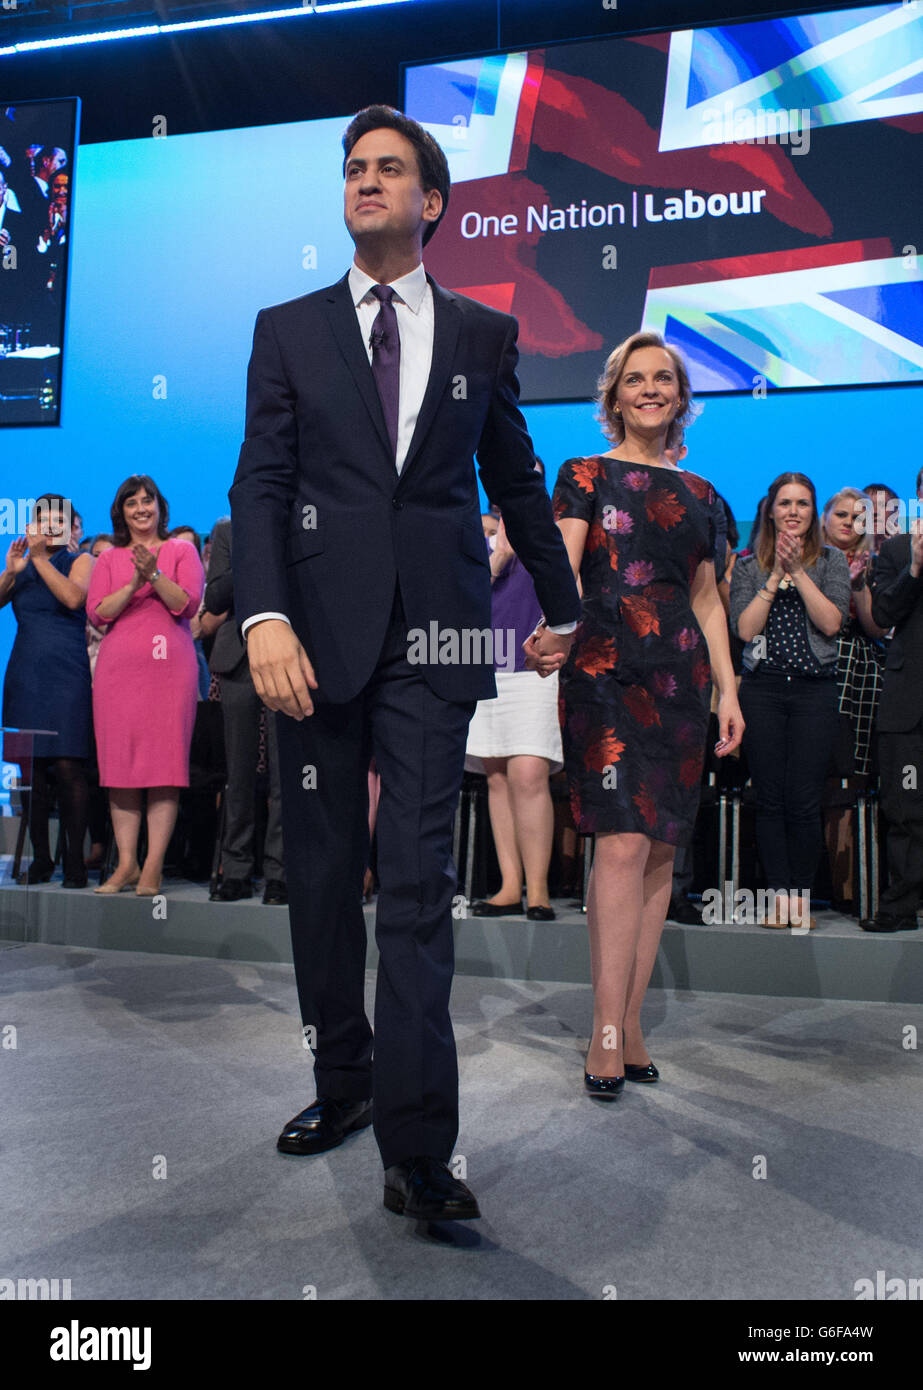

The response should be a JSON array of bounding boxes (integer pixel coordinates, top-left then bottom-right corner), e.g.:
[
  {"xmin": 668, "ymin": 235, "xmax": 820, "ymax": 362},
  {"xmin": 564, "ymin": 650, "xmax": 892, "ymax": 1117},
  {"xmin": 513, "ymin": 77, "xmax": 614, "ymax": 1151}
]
[
  {"xmin": 94, "ymin": 868, "xmax": 141, "ymax": 895},
  {"xmin": 135, "ymin": 879, "xmax": 162, "ymax": 897}
]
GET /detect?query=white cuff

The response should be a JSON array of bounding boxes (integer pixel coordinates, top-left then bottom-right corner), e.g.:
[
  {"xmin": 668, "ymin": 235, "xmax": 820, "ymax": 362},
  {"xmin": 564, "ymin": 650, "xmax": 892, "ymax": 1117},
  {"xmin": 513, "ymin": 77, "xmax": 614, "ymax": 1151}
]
[{"xmin": 241, "ymin": 612, "xmax": 291, "ymax": 638}]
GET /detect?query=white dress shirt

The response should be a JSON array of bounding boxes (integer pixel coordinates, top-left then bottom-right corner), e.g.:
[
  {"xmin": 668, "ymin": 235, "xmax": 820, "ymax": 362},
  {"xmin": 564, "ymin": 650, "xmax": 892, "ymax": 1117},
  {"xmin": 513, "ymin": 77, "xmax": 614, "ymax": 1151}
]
[{"xmin": 242, "ymin": 259, "xmax": 574, "ymax": 637}]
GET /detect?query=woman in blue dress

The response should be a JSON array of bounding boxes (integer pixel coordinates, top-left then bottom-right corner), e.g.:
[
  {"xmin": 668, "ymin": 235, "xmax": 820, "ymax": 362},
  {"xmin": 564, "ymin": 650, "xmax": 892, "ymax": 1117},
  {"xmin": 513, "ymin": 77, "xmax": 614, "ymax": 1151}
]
[{"xmin": 1, "ymin": 494, "xmax": 94, "ymax": 886}]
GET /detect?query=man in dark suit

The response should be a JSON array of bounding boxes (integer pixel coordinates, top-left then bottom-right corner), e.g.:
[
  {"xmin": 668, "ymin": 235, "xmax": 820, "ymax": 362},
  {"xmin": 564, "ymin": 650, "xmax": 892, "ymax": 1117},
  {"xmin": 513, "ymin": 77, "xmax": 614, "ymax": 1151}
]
[
  {"xmin": 0, "ymin": 168, "xmax": 27, "ymax": 322},
  {"xmin": 863, "ymin": 469, "xmax": 923, "ymax": 932},
  {"xmin": 229, "ymin": 106, "xmax": 579, "ymax": 1221},
  {"xmin": 204, "ymin": 519, "xmax": 286, "ymax": 906}
]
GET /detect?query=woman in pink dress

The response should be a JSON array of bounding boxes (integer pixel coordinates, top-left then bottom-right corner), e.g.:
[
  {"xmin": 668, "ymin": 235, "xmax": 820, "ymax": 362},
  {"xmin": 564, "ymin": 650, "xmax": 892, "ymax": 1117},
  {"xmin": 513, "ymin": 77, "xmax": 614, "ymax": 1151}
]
[{"xmin": 86, "ymin": 475, "xmax": 204, "ymax": 896}]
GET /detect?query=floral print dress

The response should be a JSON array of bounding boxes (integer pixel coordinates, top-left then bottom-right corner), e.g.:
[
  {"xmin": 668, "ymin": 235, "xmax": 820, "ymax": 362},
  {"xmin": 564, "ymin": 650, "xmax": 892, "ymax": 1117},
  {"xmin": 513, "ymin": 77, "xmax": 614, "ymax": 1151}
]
[{"xmin": 552, "ymin": 454, "xmax": 724, "ymax": 845}]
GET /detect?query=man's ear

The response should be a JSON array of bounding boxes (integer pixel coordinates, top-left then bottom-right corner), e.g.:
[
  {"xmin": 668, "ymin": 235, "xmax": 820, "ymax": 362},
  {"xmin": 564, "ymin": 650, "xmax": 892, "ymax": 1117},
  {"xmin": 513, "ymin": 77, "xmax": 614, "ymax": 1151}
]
[{"xmin": 422, "ymin": 188, "xmax": 443, "ymax": 225}]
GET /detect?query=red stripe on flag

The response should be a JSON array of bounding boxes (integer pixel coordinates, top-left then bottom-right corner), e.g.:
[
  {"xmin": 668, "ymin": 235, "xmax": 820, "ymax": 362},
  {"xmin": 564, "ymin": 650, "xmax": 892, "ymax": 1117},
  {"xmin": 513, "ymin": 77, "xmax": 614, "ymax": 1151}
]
[
  {"xmin": 509, "ymin": 50, "xmax": 545, "ymax": 173},
  {"xmin": 648, "ymin": 239, "xmax": 894, "ymax": 290},
  {"xmin": 452, "ymin": 283, "xmax": 516, "ymax": 314}
]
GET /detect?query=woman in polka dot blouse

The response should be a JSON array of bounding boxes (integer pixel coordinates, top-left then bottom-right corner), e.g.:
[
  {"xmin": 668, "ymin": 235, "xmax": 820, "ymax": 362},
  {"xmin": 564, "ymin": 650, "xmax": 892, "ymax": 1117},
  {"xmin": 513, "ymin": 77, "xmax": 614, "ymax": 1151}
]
[{"xmin": 729, "ymin": 474, "xmax": 851, "ymax": 928}]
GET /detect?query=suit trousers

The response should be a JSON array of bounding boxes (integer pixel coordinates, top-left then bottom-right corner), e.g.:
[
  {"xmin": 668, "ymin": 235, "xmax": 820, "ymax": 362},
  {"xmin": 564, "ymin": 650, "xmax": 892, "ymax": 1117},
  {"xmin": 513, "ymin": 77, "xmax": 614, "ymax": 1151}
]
[
  {"xmin": 877, "ymin": 718, "xmax": 923, "ymax": 919},
  {"xmin": 275, "ymin": 583, "xmax": 476, "ymax": 1168},
  {"xmin": 219, "ymin": 665, "xmax": 285, "ymax": 881}
]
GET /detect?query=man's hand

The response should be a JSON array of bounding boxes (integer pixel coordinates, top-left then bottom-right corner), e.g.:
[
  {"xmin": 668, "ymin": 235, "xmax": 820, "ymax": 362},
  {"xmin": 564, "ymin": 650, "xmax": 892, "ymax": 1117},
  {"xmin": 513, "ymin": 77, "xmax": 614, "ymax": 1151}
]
[
  {"xmin": 523, "ymin": 624, "xmax": 574, "ymax": 678},
  {"xmin": 246, "ymin": 618, "xmax": 318, "ymax": 719},
  {"xmin": 910, "ymin": 521, "xmax": 923, "ymax": 579}
]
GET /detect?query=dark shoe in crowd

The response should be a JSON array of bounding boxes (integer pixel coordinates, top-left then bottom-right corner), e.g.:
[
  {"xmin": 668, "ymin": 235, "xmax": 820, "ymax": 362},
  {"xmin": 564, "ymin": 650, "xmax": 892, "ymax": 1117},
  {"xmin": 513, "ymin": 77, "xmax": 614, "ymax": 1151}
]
[
  {"xmin": 526, "ymin": 904, "xmax": 556, "ymax": 921},
  {"xmin": 210, "ymin": 877, "xmax": 253, "ymax": 902},
  {"xmin": 470, "ymin": 898, "xmax": 523, "ymax": 916},
  {"xmin": 667, "ymin": 895, "xmax": 702, "ymax": 925},
  {"xmin": 859, "ymin": 914, "xmax": 919, "ymax": 933},
  {"xmin": 277, "ymin": 1097, "xmax": 372, "ymax": 1156},
  {"xmin": 61, "ymin": 874, "xmax": 88, "ymax": 889},
  {"xmin": 262, "ymin": 879, "xmax": 287, "ymax": 905},
  {"xmin": 383, "ymin": 1156, "xmax": 481, "ymax": 1221},
  {"xmin": 26, "ymin": 858, "xmax": 55, "ymax": 885}
]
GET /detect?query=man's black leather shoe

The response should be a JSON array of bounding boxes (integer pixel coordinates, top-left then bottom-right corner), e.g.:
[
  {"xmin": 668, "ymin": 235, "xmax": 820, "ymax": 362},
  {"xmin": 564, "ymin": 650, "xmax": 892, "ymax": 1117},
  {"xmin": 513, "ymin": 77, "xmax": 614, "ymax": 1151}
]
[
  {"xmin": 383, "ymin": 1157, "xmax": 481, "ymax": 1220},
  {"xmin": 667, "ymin": 896, "xmax": 702, "ymax": 925},
  {"xmin": 210, "ymin": 877, "xmax": 252, "ymax": 902},
  {"xmin": 262, "ymin": 879, "xmax": 288, "ymax": 905},
  {"xmin": 859, "ymin": 914, "xmax": 919, "ymax": 933},
  {"xmin": 277, "ymin": 1097, "xmax": 372, "ymax": 1155}
]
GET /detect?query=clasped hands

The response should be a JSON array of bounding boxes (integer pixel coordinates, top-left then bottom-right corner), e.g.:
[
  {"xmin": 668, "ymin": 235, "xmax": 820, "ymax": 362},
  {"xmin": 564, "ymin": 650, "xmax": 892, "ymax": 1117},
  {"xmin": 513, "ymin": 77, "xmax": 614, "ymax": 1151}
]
[
  {"xmin": 523, "ymin": 621, "xmax": 574, "ymax": 677},
  {"xmin": 130, "ymin": 544, "xmax": 160, "ymax": 586},
  {"xmin": 773, "ymin": 530, "xmax": 804, "ymax": 579}
]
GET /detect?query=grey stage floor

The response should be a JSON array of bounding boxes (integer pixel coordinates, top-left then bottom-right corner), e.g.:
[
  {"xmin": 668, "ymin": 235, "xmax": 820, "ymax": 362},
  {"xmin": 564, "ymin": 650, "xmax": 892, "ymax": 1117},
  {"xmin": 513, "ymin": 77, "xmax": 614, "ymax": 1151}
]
[{"xmin": 1, "ymin": 941, "xmax": 920, "ymax": 1301}]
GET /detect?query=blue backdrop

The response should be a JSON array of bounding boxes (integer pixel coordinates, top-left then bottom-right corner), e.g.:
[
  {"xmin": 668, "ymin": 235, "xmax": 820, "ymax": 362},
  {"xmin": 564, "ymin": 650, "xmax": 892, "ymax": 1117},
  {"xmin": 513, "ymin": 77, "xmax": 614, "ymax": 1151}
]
[{"xmin": 2, "ymin": 114, "xmax": 921, "ymax": 687}]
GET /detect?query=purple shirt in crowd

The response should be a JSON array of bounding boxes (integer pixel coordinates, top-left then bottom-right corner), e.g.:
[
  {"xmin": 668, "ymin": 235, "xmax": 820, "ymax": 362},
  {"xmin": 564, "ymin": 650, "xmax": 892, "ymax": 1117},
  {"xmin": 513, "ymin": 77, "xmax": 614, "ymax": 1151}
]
[{"xmin": 487, "ymin": 536, "xmax": 544, "ymax": 673}]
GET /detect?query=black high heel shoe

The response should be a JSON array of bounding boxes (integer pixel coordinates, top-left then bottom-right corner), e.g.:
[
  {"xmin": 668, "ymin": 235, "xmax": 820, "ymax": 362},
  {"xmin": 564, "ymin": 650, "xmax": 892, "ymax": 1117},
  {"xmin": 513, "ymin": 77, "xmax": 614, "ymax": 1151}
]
[
  {"xmin": 584, "ymin": 1070, "xmax": 625, "ymax": 1100},
  {"xmin": 623, "ymin": 1030, "xmax": 659, "ymax": 1082},
  {"xmin": 624, "ymin": 1061, "xmax": 659, "ymax": 1083},
  {"xmin": 26, "ymin": 859, "xmax": 55, "ymax": 885}
]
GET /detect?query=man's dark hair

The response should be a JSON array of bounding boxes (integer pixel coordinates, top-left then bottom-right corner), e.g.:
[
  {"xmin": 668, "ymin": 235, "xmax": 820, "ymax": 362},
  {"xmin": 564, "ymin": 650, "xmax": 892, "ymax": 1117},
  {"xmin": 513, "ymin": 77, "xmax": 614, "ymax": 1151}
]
[{"xmin": 342, "ymin": 105, "xmax": 450, "ymax": 247}]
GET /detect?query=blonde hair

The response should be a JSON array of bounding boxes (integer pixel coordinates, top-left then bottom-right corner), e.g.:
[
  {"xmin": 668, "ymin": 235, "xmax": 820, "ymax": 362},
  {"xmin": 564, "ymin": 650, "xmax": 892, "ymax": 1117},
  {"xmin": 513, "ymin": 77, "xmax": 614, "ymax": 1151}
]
[
  {"xmin": 822, "ymin": 487, "xmax": 872, "ymax": 557},
  {"xmin": 596, "ymin": 331, "xmax": 699, "ymax": 453}
]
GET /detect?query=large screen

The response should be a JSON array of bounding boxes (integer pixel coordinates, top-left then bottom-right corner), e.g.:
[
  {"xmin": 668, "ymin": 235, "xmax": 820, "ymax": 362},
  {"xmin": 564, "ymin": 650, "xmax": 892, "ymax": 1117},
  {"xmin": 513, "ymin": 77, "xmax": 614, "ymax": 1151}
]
[
  {"xmin": 405, "ymin": 3, "xmax": 923, "ymax": 401},
  {"xmin": 0, "ymin": 97, "xmax": 79, "ymax": 426}
]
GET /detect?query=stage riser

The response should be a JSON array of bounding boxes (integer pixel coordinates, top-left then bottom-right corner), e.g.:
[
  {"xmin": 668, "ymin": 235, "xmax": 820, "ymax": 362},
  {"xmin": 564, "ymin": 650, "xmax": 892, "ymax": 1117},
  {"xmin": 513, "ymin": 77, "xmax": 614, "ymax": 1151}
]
[{"xmin": 1, "ymin": 887, "xmax": 919, "ymax": 1003}]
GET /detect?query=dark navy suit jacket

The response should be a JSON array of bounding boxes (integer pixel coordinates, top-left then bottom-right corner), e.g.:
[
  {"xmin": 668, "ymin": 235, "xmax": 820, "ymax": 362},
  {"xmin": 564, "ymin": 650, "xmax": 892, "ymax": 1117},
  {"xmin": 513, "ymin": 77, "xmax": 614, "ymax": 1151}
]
[{"xmin": 229, "ymin": 271, "xmax": 580, "ymax": 704}]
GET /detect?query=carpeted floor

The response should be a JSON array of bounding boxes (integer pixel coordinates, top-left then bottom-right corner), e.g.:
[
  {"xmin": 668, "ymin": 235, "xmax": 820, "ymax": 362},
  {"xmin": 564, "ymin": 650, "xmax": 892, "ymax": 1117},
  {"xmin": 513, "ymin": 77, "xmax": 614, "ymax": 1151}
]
[{"xmin": 1, "ymin": 941, "xmax": 919, "ymax": 1300}]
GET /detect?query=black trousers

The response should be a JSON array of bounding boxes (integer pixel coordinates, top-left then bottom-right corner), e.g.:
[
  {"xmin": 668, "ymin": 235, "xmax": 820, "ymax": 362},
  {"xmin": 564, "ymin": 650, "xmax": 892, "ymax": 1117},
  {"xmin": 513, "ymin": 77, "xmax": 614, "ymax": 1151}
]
[
  {"xmin": 877, "ymin": 719, "xmax": 923, "ymax": 920},
  {"xmin": 739, "ymin": 668, "xmax": 838, "ymax": 895},
  {"xmin": 275, "ymin": 585, "xmax": 476, "ymax": 1169},
  {"xmin": 220, "ymin": 666, "xmax": 284, "ymax": 881}
]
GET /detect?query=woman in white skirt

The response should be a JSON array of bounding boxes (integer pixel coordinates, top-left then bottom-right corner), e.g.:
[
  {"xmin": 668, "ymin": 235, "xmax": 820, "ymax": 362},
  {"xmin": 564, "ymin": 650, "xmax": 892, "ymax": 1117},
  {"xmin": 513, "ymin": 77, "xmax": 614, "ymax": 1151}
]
[{"xmin": 466, "ymin": 505, "xmax": 563, "ymax": 921}]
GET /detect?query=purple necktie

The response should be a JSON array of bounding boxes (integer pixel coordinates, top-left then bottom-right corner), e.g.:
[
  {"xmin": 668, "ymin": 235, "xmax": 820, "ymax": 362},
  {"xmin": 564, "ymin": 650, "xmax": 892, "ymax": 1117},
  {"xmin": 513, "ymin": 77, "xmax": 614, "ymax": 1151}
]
[{"xmin": 369, "ymin": 283, "xmax": 401, "ymax": 460}]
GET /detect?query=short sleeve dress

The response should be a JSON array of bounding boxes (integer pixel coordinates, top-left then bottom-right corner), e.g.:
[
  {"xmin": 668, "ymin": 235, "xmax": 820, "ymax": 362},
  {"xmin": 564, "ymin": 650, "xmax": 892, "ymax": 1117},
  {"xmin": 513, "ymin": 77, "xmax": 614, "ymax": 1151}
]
[
  {"xmin": 86, "ymin": 539, "xmax": 205, "ymax": 788},
  {"xmin": 552, "ymin": 455, "xmax": 723, "ymax": 846},
  {"xmin": 1, "ymin": 547, "xmax": 92, "ymax": 760}
]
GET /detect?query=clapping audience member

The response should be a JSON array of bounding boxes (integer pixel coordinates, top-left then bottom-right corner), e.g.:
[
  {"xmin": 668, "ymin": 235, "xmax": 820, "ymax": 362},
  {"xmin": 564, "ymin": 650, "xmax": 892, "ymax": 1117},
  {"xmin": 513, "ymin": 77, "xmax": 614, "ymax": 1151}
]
[
  {"xmin": 730, "ymin": 473, "xmax": 851, "ymax": 928},
  {"xmin": 862, "ymin": 482, "xmax": 899, "ymax": 555},
  {"xmin": 466, "ymin": 490, "xmax": 562, "ymax": 921},
  {"xmin": 861, "ymin": 468, "xmax": 923, "ymax": 932},
  {"xmin": 86, "ymin": 476, "xmax": 204, "ymax": 897},
  {"xmin": 0, "ymin": 495, "xmax": 93, "ymax": 887},
  {"xmin": 204, "ymin": 518, "xmax": 286, "ymax": 906},
  {"xmin": 821, "ymin": 489, "xmax": 888, "ymax": 914}
]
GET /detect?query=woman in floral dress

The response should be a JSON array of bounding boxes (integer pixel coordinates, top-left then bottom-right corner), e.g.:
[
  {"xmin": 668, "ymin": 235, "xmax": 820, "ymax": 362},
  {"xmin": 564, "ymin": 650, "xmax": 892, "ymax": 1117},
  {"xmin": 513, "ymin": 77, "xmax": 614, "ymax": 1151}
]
[{"xmin": 551, "ymin": 332, "xmax": 744, "ymax": 1099}]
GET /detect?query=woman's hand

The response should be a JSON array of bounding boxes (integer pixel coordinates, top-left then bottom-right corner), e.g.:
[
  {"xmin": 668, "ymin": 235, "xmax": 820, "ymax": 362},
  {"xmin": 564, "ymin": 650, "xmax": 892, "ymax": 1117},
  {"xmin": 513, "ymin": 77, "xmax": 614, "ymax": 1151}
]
[
  {"xmin": 714, "ymin": 691, "xmax": 745, "ymax": 757},
  {"xmin": 5, "ymin": 537, "xmax": 29, "ymax": 574},
  {"xmin": 776, "ymin": 530, "xmax": 803, "ymax": 576},
  {"xmin": 131, "ymin": 544, "xmax": 158, "ymax": 583},
  {"xmin": 25, "ymin": 524, "xmax": 50, "ymax": 561},
  {"xmin": 848, "ymin": 551, "xmax": 869, "ymax": 587}
]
